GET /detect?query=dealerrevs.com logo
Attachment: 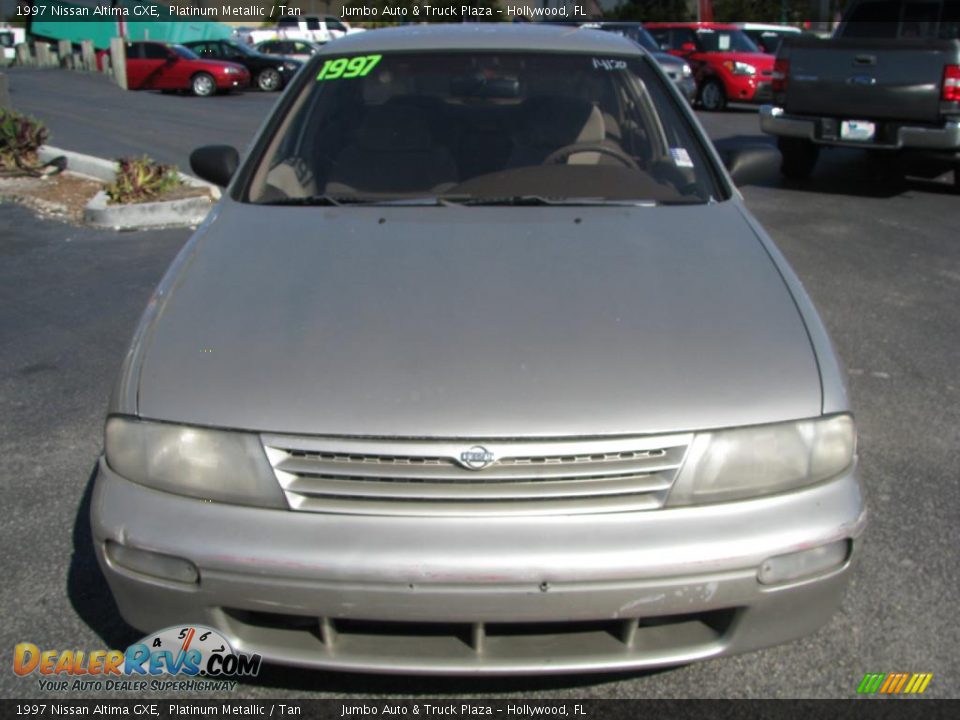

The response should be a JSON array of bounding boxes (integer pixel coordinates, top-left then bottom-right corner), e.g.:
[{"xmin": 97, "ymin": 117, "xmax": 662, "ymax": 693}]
[{"xmin": 14, "ymin": 625, "xmax": 261, "ymax": 692}]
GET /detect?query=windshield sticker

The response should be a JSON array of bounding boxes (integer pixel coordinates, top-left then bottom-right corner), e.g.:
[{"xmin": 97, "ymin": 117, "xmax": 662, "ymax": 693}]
[
  {"xmin": 719, "ymin": 35, "xmax": 731, "ymax": 50},
  {"xmin": 316, "ymin": 54, "xmax": 382, "ymax": 81},
  {"xmin": 670, "ymin": 147, "xmax": 694, "ymax": 168},
  {"xmin": 592, "ymin": 57, "xmax": 628, "ymax": 71}
]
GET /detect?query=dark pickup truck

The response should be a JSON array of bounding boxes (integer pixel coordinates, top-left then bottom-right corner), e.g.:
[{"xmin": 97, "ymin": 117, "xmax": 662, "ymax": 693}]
[{"xmin": 760, "ymin": 0, "xmax": 960, "ymax": 186}]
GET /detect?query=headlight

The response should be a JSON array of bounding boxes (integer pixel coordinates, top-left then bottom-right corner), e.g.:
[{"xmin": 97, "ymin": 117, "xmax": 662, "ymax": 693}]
[
  {"xmin": 105, "ymin": 417, "xmax": 287, "ymax": 509},
  {"xmin": 667, "ymin": 415, "xmax": 855, "ymax": 506},
  {"xmin": 723, "ymin": 60, "xmax": 757, "ymax": 76},
  {"xmin": 224, "ymin": 67, "xmax": 241, "ymax": 75},
  {"xmin": 283, "ymin": 62, "xmax": 299, "ymax": 72},
  {"xmin": 681, "ymin": 63, "xmax": 692, "ymax": 78}
]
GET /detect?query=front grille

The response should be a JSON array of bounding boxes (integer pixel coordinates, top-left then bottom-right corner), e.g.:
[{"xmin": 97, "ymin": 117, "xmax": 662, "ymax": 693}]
[
  {"xmin": 261, "ymin": 433, "xmax": 691, "ymax": 516},
  {"xmin": 220, "ymin": 608, "xmax": 737, "ymax": 669}
]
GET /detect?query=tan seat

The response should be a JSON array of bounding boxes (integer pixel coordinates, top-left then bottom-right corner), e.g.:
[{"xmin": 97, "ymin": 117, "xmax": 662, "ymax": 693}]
[{"xmin": 506, "ymin": 96, "xmax": 608, "ymax": 168}]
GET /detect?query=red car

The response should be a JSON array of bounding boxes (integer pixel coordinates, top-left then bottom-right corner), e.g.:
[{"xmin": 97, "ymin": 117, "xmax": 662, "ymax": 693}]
[
  {"xmin": 645, "ymin": 23, "xmax": 775, "ymax": 111},
  {"xmin": 123, "ymin": 41, "xmax": 250, "ymax": 96}
]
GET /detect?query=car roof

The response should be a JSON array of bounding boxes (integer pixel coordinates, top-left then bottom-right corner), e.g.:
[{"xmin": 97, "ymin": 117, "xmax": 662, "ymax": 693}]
[
  {"xmin": 325, "ymin": 24, "xmax": 639, "ymax": 55},
  {"xmin": 646, "ymin": 22, "xmax": 740, "ymax": 31}
]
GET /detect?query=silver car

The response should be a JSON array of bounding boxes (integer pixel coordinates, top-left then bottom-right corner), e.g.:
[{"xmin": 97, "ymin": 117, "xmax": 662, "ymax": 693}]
[{"xmin": 94, "ymin": 25, "xmax": 866, "ymax": 675}]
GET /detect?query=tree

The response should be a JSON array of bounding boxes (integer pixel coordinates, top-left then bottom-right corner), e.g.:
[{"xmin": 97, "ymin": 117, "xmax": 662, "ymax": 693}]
[{"xmin": 605, "ymin": 1, "xmax": 692, "ymax": 22}]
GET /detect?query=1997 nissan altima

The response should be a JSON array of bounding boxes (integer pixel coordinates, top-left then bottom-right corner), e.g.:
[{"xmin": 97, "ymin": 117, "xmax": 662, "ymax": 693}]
[{"xmin": 93, "ymin": 25, "xmax": 866, "ymax": 675}]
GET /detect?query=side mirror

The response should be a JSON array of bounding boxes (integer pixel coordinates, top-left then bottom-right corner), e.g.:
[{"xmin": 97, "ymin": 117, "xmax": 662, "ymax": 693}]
[
  {"xmin": 680, "ymin": 42, "xmax": 697, "ymax": 53},
  {"xmin": 190, "ymin": 145, "xmax": 239, "ymax": 188},
  {"xmin": 166, "ymin": 52, "xmax": 178, "ymax": 62},
  {"xmin": 714, "ymin": 141, "xmax": 780, "ymax": 186}
]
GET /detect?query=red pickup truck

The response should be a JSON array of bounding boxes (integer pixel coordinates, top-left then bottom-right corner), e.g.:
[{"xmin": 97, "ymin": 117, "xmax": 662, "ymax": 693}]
[{"xmin": 646, "ymin": 22, "xmax": 776, "ymax": 111}]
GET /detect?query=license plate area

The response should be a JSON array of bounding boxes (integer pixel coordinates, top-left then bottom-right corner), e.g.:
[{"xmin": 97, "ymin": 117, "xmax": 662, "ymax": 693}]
[{"xmin": 840, "ymin": 120, "xmax": 876, "ymax": 142}]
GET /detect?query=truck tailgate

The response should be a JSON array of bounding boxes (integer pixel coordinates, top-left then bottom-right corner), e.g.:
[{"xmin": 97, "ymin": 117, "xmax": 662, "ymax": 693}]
[{"xmin": 783, "ymin": 37, "xmax": 959, "ymax": 123}]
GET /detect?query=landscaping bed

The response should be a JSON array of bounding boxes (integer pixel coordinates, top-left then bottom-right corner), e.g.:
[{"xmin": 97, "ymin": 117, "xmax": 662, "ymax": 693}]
[{"xmin": 1, "ymin": 108, "xmax": 215, "ymax": 229}]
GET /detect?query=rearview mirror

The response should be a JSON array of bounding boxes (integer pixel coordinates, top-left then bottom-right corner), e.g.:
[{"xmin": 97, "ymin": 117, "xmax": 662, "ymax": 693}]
[
  {"xmin": 190, "ymin": 145, "xmax": 239, "ymax": 188},
  {"xmin": 714, "ymin": 141, "xmax": 780, "ymax": 186},
  {"xmin": 451, "ymin": 73, "xmax": 520, "ymax": 99}
]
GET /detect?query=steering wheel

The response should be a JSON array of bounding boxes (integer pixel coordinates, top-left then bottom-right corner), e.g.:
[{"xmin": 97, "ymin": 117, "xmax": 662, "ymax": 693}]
[{"xmin": 542, "ymin": 143, "xmax": 639, "ymax": 170}]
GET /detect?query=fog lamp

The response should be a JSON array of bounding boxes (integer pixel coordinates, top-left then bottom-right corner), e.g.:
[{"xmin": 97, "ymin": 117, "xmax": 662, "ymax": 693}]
[
  {"xmin": 757, "ymin": 540, "xmax": 849, "ymax": 585},
  {"xmin": 105, "ymin": 541, "xmax": 199, "ymax": 585}
]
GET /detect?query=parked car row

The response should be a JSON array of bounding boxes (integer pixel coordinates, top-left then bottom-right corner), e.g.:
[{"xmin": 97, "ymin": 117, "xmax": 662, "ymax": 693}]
[
  {"xmin": 122, "ymin": 41, "xmax": 250, "ymax": 96},
  {"xmin": 182, "ymin": 39, "xmax": 302, "ymax": 92},
  {"xmin": 586, "ymin": 9, "xmax": 958, "ymax": 190},
  {"xmin": 584, "ymin": 20, "xmax": 788, "ymax": 112},
  {"xmin": 108, "ymin": 40, "xmax": 303, "ymax": 96}
]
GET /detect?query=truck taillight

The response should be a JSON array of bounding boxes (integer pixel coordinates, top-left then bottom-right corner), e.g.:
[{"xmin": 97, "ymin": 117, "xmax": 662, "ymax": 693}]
[
  {"xmin": 944, "ymin": 65, "xmax": 960, "ymax": 102},
  {"xmin": 772, "ymin": 58, "xmax": 789, "ymax": 94}
]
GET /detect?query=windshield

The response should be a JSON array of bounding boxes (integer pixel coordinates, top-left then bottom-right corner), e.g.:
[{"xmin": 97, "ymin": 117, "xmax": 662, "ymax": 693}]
[
  {"xmin": 632, "ymin": 27, "xmax": 662, "ymax": 53},
  {"xmin": 225, "ymin": 40, "xmax": 256, "ymax": 56},
  {"xmin": 590, "ymin": 24, "xmax": 661, "ymax": 53},
  {"xmin": 172, "ymin": 45, "xmax": 199, "ymax": 60},
  {"xmin": 246, "ymin": 52, "xmax": 720, "ymax": 206},
  {"xmin": 696, "ymin": 29, "xmax": 760, "ymax": 53}
]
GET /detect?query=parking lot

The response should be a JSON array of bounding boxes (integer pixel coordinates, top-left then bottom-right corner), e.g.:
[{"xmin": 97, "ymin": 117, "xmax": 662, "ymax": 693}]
[{"xmin": 1, "ymin": 67, "xmax": 958, "ymax": 699}]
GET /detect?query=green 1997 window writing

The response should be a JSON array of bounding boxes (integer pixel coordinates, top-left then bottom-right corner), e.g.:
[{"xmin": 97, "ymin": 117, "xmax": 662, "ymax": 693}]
[{"xmin": 316, "ymin": 55, "xmax": 383, "ymax": 81}]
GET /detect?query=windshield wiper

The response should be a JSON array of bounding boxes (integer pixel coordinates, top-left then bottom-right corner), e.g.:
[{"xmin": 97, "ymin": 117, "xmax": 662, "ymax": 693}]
[
  {"xmin": 259, "ymin": 194, "xmax": 345, "ymax": 206},
  {"xmin": 441, "ymin": 195, "xmax": 659, "ymax": 207},
  {"xmin": 260, "ymin": 195, "xmax": 462, "ymax": 207},
  {"xmin": 259, "ymin": 194, "xmax": 408, "ymax": 207}
]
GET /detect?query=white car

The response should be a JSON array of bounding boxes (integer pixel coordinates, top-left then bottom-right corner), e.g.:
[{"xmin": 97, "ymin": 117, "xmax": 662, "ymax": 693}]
[{"xmin": 736, "ymin": 22, "xmax": 803, "ymax": 54}]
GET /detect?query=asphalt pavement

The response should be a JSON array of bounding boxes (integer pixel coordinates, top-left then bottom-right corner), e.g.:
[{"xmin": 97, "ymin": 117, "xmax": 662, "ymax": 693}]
[{"xmin": 1, "ymin": 69, "xmax": 958, "ymax": 700}]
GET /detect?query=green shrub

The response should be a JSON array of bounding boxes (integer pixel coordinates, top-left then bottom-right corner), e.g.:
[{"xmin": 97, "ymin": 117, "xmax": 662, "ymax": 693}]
[
  {"xmin": 0, "ymin": 109, "xmax": 49, "ymax": 172},
  {"xmin": 106, "ymin": 156, "xmax": 182, "ymax": 204}
]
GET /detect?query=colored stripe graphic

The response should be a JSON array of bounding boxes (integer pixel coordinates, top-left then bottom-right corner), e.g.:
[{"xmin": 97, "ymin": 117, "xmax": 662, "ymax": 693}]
[
  {"xmin": 858, "ymin": 673, "xmax": 933, "ymax": 694},
  {"xmin": 857, "ymin": 673, "xmax": 885, "ymax": 693}
]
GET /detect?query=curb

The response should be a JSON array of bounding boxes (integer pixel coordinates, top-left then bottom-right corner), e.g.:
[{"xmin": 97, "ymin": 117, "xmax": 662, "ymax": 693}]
[
  {"xmin": 37, "ymin": 144, "xmax": 220, "ymax": 230},
  {"xmin": 84, "ymin": 189, "xmax": 214, "ymax": 231}
]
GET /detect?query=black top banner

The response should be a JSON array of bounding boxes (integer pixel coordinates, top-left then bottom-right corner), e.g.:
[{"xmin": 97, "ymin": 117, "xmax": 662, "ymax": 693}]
[{"xmin": 7, "ymin": 1, "xmax": 597, "ymax": 25}]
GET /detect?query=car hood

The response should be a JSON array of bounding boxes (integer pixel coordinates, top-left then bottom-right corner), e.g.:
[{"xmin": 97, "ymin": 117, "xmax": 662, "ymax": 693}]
[{"xmin": 136, "ymin": 200, "xmax": 821, "ymax": 438}]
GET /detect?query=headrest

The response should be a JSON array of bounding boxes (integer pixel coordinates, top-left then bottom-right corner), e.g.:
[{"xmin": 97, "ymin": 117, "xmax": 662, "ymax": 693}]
[
  {"xmin": 518, "ymin": 96, "xmax": 606, "ymax": 148},
  {"xmin": 354, "ymin": 104, "xmax": 433, "ymax": 152}
]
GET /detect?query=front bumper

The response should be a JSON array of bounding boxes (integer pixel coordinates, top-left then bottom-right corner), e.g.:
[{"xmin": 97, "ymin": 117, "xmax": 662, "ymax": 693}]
[
  {"xmin": 676, "ymin": 76, "xmax": 698, "ymax": 103},
  {"xmin": 217, "ymin": 74, "xmax": 250, "ymax": 90},
  {"xmin": 760, "ymin": 105, "xmax": 960, "ymax": 154},
  {"xmin": 723, "ymin": 76, "xmax": 772, "ymax": 104},
  {"xmin": 92, "ymin": 457, "xmax": 866, "ymax": 675}
]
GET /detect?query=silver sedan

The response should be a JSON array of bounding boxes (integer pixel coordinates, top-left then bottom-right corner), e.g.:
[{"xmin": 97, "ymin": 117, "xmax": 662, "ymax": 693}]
[{"xmin": 94, "ymin": 25, "xmax": 865, "ymax": 675}]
